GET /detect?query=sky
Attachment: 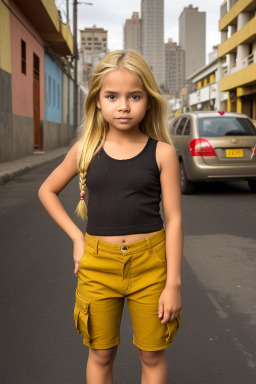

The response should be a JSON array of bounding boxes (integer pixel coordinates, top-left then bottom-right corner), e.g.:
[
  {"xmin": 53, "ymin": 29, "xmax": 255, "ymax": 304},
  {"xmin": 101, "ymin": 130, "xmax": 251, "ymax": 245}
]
[{"xmin": 56, "ymin": 0, "xmax": 224, "ymax": 63}]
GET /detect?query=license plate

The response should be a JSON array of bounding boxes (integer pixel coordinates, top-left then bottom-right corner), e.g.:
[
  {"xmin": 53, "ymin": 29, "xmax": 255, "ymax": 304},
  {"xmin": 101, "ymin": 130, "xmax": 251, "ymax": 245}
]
[{"xmin": 226, "ymin": 149, "xmax": 244, "ymax": 157}]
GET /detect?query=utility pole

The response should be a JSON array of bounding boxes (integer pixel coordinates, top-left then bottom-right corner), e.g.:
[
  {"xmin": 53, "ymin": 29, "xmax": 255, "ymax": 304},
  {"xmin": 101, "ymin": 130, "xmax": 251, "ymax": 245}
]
[
  {"xmin": 66, "ymin": 0, "xmax": 69, "ymax": 26},
  {"xmin": 73, "ymin": 0, "xmax": 78, "ymax": 132},
  {"xmin": 73, "ymin": 1, "xmax": 93, "ymax": 135}
]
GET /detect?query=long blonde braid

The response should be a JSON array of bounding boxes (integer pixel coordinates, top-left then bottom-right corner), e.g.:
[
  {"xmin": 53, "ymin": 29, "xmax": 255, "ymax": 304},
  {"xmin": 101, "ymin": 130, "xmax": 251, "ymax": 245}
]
[{"xmin": 75, "ymin": 168, "xmax": 88, "ymax": 220}]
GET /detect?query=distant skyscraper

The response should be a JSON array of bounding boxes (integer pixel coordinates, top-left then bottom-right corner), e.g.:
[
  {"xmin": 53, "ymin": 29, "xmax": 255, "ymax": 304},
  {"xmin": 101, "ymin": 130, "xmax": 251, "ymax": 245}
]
[
  {"xmin": 79, "ymin": 26, "xmax": 108, "ymax": 85},
  {"xmin": 124, "ymin": 12, "xmax": 141, "ymax": 52},
  {"xmin": 80, "ymin": 25, "xmax": 108, "ymax": 53},
  {"xmin": 141, "ymin": 0, "xmax": 165, "ymax": 88},
  {"xmin": 179, "ymin": 5, "xmax": 206, "ymax": 78},
  {"xmin": 165, "ymin": 39, "xmax": 185, "ymax": 97}
]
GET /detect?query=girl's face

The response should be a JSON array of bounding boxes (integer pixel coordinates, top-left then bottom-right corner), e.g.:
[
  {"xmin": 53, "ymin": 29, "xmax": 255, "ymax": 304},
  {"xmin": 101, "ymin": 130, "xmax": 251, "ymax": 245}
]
[{"xmin": 97, "ymin": 69, "xmax": 150, "ymax": 133}]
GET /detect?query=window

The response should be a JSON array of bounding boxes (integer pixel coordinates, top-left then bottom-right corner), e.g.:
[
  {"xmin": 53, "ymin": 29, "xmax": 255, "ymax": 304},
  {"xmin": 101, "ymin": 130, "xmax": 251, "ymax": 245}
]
[
  {"xmin": 57, "ymin": 83, "xmax": 60, "ymax": 109},
  {"xmin": 183, "ymin": 119, "xmax": 191, "ymax": 135},
  {"xmin": 53, "ymin": 79, "xmax": 56, "ymax": 107},
  {"xmin": 21, "ymin": 40, "xmax": 26, "ymax": 74},
  {"xmin": 47, "ymin": 75, "xmax": 51, "ymax": 105},
  {"xmin": 175, "ymin": 118, "xmax": 187, "ymax": 135}
]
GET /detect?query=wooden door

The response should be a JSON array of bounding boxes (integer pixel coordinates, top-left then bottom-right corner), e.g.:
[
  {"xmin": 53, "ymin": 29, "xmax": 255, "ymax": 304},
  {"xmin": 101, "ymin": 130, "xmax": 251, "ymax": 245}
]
[{"xmin": 33, "ymin": 53, "xmax": 41, "ymax": 149}]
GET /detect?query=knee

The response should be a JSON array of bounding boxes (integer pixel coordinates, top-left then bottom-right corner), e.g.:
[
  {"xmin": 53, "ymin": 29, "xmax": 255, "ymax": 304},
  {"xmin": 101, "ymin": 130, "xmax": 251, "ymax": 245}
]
[
  {"xmin": 138, "ymin": 349, "xmax": 165, "ymax": 368},
  {"xmin": 89, "ymin": 346, "xmax": 117, "ymax": 366}
]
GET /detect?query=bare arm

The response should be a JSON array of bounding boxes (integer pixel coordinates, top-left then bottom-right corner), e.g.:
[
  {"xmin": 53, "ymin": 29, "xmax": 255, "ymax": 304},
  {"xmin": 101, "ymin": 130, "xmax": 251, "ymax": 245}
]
[
  {"xmin": 38, "ymin": 140, "xmax": 84, "ymax": 242},
  {"xmin": 157, "ymin": 142, "xmax": 184, "ymax": 323}
]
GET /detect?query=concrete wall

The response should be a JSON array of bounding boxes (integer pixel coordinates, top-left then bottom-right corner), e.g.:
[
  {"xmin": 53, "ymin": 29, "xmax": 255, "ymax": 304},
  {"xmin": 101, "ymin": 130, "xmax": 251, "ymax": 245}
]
[
  {"xmin": 42, "ymin": 121, "xmax": 73, "ymax": 151},
  {"xmin": 0, "ymin": 111, "xmax": 33, "ymax": 162}
]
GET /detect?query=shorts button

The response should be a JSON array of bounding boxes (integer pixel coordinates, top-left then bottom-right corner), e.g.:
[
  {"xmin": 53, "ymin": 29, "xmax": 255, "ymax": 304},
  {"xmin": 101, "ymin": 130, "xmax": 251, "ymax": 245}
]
[{"xmin": 121, "ymin": 245, "xmax": 128, "ymax": 251}]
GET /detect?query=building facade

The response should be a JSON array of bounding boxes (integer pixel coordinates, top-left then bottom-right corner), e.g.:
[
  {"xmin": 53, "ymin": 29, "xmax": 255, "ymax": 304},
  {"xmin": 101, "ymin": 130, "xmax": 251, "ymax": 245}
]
[
  {"xmin": 0, "ymin": 0, "xmax": 74, "ymax": 162},
  {"xmin": 218, "ymin": 0, "xmax": 256, "ymax": 119},
  {"xmin": 79, "ymin": 26, "xmax": 108, "ymax": 86},
  {"xmin": 179, "ymin": 5, "xmax": 206, "ymax": 79},
  {"xmin": 165, "ymin": 39, "xmax": 185, "ymax": 98},
  {"xmin": 141, "ymin": 0, "xmax": 165, "ymax": 89},
  {"xmin": 187, "ymin": 58, "xmax": 228, "ymax": 112},
  {"xmin": 80, "ymin": 26, "xmax": 108, "ymax": 53},
  {"xmin": 124, "ymin": 12, "xmax": 141, "ymax": 52}
]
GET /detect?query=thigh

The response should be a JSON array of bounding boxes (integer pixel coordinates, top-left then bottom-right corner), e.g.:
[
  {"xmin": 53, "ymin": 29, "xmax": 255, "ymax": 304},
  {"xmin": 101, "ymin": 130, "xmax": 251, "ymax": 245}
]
[
  {"xmin": 74, "ymin": 243, "xmax": 125, "ymax": 350},
  {"xmin": 127, "ymin": 238, "xmax": 181, "ymax": 351}
]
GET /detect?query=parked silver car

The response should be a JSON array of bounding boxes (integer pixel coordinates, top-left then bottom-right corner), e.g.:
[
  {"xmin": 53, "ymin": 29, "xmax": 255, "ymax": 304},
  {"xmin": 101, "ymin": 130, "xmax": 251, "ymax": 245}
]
[{"xmin": 169, "ymin": 111, "xmax": 256, "ymax": 194}]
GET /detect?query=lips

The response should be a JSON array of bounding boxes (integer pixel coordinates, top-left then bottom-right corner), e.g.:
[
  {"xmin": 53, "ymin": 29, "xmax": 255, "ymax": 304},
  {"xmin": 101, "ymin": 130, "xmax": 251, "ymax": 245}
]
[{"xmin": 116, "ymin": 118, "xmax": 132, "ymax": 123}]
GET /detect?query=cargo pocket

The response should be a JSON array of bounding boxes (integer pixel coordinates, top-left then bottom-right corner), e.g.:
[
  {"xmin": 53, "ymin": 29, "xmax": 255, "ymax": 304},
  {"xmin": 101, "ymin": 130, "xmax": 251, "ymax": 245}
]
[
  {"xmin": 165, "ymin": 314, "xmax": 181, "ymax": 343},
  {"xmin": 74, "ymin": 289, "xmax": 91, "ymax": 343},
  {"xmin": 153, "ymin": 240, "xmax": 166, "ymax": 264}
]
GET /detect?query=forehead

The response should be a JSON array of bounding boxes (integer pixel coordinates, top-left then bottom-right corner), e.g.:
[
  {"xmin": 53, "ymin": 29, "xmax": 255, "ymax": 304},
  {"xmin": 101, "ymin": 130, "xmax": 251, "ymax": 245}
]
[{"xmin": 101, "ymin": 69, "xmax": 145, "ymax": 91}]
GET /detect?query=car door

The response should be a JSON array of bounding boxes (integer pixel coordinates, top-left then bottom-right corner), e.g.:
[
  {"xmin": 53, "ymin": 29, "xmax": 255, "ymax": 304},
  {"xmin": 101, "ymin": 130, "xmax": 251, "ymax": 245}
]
[{"xmin": 173, "ymin": 117, "xmax": 189, "ymax": 156}]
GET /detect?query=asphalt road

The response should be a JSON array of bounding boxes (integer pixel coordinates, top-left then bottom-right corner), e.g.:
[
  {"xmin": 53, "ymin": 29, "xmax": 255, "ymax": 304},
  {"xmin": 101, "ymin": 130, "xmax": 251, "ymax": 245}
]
[{"xmin": 0, "ymin": 156, "xmax": 256, "ymax": 384}]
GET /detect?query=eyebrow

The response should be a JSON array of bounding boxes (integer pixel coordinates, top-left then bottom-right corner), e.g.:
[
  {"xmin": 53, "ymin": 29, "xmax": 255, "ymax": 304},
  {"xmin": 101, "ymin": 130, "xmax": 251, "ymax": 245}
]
[{"xmin": 103, "ymin": 90, "xmax": 144, "ymax": 94}]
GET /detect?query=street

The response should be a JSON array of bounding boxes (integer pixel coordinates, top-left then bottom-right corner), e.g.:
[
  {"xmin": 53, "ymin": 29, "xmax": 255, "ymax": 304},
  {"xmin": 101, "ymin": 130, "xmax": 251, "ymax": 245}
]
[{"xmin": 0, "ymin": 156, "xmax": 256, "ymax": 384}]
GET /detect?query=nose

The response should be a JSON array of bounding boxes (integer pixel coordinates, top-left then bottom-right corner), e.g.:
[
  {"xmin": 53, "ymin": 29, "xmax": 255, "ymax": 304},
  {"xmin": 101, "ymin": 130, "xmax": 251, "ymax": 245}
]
[{"xmin": 118, "ymin": 98, "xmax": 130, "ymax": 112}]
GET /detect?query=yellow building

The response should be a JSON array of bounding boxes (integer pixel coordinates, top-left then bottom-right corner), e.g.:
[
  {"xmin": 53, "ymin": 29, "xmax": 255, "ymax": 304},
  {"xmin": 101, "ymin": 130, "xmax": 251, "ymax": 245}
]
[{"xmin": 218, "ymin": 0, "xmax": 256, "ymax": 118}]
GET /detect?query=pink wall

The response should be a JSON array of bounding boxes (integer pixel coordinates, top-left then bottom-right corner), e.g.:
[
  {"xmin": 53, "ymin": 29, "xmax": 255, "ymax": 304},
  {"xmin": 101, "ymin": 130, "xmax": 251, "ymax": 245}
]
[{"xmin": 10, "ymin": 0, "xmax": 44, "ymax": 119}]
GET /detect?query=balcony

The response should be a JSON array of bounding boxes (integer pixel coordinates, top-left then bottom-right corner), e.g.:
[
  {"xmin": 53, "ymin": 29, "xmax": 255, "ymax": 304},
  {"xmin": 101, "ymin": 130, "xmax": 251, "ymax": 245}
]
[
  {"xmin": 13, "ymin": 0, "xmax": 73, "ymax": 56},
  {"xmin": 218, "ymin": 16, "xmax": 256, "ymax": 58},
  {"xmin": 220, "ymin": 58, "xmax": 256, "ymax": 91},
  {"xmin": 219, "ymin": 0, "xmax": 255, "ymax": 32}
]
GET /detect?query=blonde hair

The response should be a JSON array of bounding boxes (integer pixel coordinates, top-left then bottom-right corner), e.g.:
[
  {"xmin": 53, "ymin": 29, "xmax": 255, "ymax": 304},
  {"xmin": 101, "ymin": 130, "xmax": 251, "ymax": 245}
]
[{"xmin": 75, "ymin": 49, "xmax": 172, "ymax": 220}]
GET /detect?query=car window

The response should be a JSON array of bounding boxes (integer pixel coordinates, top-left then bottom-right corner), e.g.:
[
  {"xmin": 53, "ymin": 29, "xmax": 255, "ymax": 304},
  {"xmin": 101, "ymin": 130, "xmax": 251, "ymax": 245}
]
[
  {"xmin": 175, "ymin": 118, "xmax": 188, "ymax": 135},
  {"xmin": 198, "ymin": 117, "xmax": 256, "ymax": 137},
  {"xmin": 169, "ymin": 118, "xmax": 180, "ymax": 135},
  {"xmin": 183, "ymin": 119, "xmax": 191, "ymax": 135}
]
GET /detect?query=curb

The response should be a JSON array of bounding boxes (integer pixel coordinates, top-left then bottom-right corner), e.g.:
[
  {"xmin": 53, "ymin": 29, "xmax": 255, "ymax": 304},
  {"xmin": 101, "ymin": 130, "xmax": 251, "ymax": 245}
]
[{"xmin": 0, "ymin": 146, "xmax": 71, "ymax": 186}]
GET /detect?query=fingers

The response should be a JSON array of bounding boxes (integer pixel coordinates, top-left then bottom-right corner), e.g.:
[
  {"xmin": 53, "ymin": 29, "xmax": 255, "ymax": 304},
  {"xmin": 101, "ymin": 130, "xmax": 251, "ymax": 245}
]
[
  {"xmin": 74, "ymin": 262, "xmax": 79, "ymax": 276},
  {"xmin": 158, "ymin": 303, "xmax": 164, "ymax": 320},
  {"xmin": 159, "ymin": 307, "xmax": 181, "ymax": 324}
]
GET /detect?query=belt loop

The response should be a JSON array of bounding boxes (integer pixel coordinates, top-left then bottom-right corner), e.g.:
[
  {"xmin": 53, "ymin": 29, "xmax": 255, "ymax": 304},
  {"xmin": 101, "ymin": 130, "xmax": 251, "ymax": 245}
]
[
  {"xmin": 145, "ymin": 237, "xmax": 153, "ymax": 254},
  {"xmin": 93, "ymin": 239, "xmax": 99, "ymax": 255}
]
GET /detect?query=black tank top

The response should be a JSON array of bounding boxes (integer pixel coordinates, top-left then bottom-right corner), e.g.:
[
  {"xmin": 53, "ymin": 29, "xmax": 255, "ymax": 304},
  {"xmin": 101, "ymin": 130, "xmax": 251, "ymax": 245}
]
[{"xmin": 86, "ymin": 136, "xmax": 163, "ymax": 235}]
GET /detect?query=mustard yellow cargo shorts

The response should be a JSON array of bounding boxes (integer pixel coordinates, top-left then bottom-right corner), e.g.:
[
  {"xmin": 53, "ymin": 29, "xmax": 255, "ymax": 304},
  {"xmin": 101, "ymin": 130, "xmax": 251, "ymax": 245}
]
[{"xmin": 74, "ymin": 227, "xmax": 181, "ymax": 351}]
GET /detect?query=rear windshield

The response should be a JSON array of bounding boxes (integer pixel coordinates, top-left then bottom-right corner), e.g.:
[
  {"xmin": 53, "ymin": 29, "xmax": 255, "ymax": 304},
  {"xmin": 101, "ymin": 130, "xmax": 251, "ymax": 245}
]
[{"xmin": 198, "ymin": 117, "xmax": 256, "ymax": 137}]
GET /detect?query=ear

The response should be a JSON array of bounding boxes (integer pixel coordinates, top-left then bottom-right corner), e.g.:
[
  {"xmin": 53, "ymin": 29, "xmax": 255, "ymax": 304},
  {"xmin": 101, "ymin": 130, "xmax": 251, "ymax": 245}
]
[
  {"xmin": 96, "ymin": 98, "xmax": 101, "ymax": 109},
  {"xmin": 147, "ymin": 102, "xmax": 151, "ymax": 111}
]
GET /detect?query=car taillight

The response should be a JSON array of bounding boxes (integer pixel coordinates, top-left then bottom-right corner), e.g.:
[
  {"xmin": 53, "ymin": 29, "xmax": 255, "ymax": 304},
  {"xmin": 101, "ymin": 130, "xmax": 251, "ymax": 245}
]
[
  {"xmin": 189, "ymin": 138, "xmax": 216, "ymax": 157},
  {"xmin": 254, "ymin": 145, "xmax": 256, "ymax": 155}
]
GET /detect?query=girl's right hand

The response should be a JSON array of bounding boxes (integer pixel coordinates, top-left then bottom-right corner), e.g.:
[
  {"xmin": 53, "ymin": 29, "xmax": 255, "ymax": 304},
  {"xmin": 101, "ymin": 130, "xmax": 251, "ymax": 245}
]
[{"xmin": 73, "ymin": 237, "xmax": 85, "ymax": 276}]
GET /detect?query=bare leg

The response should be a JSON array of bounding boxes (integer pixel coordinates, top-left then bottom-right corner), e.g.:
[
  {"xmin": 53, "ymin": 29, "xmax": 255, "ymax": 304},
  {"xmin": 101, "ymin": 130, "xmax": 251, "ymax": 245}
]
[
  {"xmin": 86, "ymin": 346, "xmax": 118, "ymax": 384},
  {"xmin": 137, "ymin": 348, "xmax": 168, "ymax": 384}
]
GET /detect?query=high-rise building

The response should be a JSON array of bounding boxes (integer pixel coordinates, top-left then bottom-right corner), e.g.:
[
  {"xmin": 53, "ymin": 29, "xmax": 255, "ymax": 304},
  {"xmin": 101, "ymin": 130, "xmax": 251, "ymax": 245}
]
[
  {"xmin": 179, "ymin": 5, "xmax": 206, "ymax": 79},
  {"xmin": 165, "ymin": 39, "xmax": 185, "ymax": 98},
  {"xmin": 79, "ymin": 26, "xmax": 108, "ymax": 86},
  {"xmin": 80, "ymin": 25, "xmax": 108, "ymax": 53},
  {"xmin": 124, "ymin": 12, "xmax": 141, "ymax": 52},
  {"xmin": 141, "ymin": 0, "xmax": 165, "ymax": 89}
]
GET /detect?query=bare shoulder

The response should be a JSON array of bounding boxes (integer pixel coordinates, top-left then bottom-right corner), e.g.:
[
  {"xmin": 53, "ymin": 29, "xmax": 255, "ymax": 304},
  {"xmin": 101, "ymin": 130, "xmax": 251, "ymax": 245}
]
[{"xmin": 156, "ymin": 141, "xmax": 178, "ymax": 173}]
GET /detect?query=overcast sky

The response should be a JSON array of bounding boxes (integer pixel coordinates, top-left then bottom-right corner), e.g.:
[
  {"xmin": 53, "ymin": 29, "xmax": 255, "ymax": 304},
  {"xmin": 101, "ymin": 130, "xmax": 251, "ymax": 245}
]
[{"xmin": 57, "ymin": 0, "xmax": 224, "ymax": 63}]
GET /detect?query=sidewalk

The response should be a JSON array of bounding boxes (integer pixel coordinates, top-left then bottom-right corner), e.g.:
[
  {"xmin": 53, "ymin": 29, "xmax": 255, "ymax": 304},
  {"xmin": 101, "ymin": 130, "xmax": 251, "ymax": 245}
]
[{"xmin": 0, "ymin": 145, "xmax": 71, "ymax": 185}]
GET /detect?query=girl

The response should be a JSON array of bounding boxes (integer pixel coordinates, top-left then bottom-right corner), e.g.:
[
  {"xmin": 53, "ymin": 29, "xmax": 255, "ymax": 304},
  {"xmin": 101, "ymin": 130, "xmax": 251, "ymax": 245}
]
[{"xmin": 38, "ymin": 49, "xmax": 183, "ymax": 384}]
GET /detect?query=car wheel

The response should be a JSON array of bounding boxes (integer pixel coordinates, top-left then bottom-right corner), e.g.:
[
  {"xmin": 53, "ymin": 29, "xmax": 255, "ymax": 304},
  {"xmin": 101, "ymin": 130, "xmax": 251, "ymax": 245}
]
[
  {"xmin": 180, "ymin": 161, "xmax": 196, "ymax": 195},
  {"xmin": 248, "ymin": 179, "xmax": 256, "ymax": 192}
]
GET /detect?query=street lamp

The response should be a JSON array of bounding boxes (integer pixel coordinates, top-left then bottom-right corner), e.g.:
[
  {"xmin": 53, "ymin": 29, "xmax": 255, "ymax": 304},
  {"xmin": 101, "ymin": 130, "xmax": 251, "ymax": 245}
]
[{"xmin": 73, "ymin": 0, "xmax": 93, "ymax": 133}]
